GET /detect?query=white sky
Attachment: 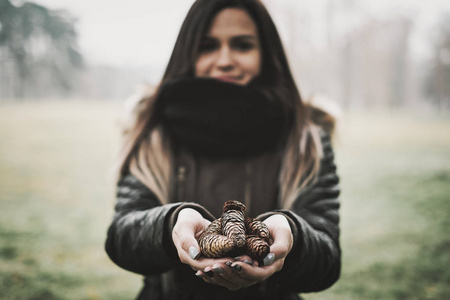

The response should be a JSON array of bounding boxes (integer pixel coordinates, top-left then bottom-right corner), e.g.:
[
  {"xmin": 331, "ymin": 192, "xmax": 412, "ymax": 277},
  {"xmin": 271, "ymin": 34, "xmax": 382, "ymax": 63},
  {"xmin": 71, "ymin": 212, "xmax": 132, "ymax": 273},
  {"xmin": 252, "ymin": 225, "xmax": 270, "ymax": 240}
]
[
  {"xmin": 33, "ymin": 0, "xmax": 196, "ymax": 67},
  {"xmin": 32, "ymin": 0, "xmax": 450, "ymax": 68}
]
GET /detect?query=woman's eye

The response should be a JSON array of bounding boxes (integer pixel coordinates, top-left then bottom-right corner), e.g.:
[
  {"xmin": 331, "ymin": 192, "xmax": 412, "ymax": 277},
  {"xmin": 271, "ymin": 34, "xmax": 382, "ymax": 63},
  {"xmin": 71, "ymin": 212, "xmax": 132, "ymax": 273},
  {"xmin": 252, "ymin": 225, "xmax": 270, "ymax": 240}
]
[
  {"xmin": 233, "ymin": 41, "xmax": 255, "ymax": 52},
  {"xmin": 198, "ymin": 40, "xmax": 218, "ymax": 53}
]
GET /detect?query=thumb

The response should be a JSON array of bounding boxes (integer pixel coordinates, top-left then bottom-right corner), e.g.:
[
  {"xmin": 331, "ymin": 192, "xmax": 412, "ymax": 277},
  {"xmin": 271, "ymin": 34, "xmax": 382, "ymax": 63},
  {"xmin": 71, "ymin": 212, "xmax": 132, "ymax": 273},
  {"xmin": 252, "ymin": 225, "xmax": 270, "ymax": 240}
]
[
  {"xmin": 263, "ymin": 215, "xmax": 293, "ymax": 266},
  {"xmin": 188, "ymin": 245, "xmax": 201, "ymax": 260},
  {"xmin": 172, "ymin": 224, "xmax": 201, "ymax": 262},
  {"xmin": 172, "ymin": 209, "xmax": 209, "ymax": 261}
]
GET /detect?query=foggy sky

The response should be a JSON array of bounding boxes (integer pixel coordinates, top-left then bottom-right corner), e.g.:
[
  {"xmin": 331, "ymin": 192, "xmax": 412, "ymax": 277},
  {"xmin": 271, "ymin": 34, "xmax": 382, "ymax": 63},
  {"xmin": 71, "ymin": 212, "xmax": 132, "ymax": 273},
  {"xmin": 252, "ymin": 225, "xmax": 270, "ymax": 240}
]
[{"xmin": 33, "ymin": 0, "xmax": 450, "ymax": 69}]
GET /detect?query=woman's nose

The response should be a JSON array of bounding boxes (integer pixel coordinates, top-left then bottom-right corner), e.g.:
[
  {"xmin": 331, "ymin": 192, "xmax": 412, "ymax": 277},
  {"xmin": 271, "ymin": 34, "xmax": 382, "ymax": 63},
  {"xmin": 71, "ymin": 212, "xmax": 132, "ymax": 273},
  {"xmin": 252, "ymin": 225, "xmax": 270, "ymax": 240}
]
[{"xmin": 216, "ymin": 47, "xmax": 234, "ymax": 70}]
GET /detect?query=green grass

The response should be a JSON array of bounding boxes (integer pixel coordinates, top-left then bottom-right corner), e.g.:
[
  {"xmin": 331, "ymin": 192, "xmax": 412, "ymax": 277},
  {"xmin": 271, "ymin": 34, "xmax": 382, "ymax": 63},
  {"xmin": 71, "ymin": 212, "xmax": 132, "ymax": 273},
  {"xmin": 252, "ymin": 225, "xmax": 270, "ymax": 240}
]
[
  {"xmin": 306, "ymin": 113, "xmax": 450, "ymax": 300},
  {"xmin": 0, "ymin": 101, "xmax": 141, "ymax": 299},
  {"xmin": 0, "ymin": 102, "xmax": 449, "ymax": 299}
]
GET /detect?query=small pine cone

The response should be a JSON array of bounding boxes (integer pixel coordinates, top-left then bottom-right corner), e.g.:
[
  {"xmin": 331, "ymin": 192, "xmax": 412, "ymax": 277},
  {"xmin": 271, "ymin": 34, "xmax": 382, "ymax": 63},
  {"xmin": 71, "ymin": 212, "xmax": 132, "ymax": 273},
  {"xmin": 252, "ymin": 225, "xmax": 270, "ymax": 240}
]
[
  {"xmin": 198, "ymin": 232, "xmax": 235, "ymax": 258},
  {"xmin": 204, "ymin": 218, "xmax": 223, "ymax": 235},
  {"xmin": 245, "ymin": 217, "xmax": 270, "ymax": 242},
  {"xmin": 223, "ymin": 200, "xmax": 246, "ymax": 213},
  {"xmin": 222, "ymin": 200, "xmax": 246, "ymax": 248},
  {"xmin": 246, "ymin": 235, "xmax": 270, "ymax": 261}
]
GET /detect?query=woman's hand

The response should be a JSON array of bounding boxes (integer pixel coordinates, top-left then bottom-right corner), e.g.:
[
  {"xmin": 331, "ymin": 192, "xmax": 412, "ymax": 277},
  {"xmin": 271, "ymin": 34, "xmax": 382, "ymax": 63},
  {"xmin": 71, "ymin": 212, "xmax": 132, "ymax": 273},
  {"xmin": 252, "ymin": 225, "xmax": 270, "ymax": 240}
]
[
  {"xmin": 172, "ymin": 208, "xmax": 231, "ymax": 271},
  {"xmin": 195, "ymin": 214, "xmax": 294, "ymax": 291}
]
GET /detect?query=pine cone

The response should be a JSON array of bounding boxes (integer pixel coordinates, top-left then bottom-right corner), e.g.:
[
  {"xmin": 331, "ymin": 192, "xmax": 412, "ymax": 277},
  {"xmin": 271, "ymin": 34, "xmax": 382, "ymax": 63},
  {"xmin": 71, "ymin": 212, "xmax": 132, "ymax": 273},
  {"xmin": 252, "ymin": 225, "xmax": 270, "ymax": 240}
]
[
  {"xmin": 196, "ymin": 200, "xmax": 272, "ymax": 261},
  {"xmin": 246, "ymin": 235, "xmax": 270, "ymax": 261},
  {"xmin": 198, "ymin": 232, "xmax": 235, "ymax": 258},
  {"xmin": 222, "ymin": 200, "xmax": 246, "ymax": 248},
  {"xmin": 223, "ymin": 200, "xmax": 246, "ymax": 213},
  {"xmin": 204, "ymin": 218, "xmax": 222, "ymax": 235},
  {"xmin": 245, "ymin": 217, "xmax": 270, "ymax": 242},
  {"xmin": 198, "ymin": 219, "xmax": 229, "ymax": 257}
]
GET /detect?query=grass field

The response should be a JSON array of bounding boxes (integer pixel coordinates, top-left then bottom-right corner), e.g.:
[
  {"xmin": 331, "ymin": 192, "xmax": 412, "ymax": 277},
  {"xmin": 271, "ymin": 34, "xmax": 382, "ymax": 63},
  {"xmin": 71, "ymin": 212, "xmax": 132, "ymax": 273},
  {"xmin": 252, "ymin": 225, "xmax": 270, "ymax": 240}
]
[{"xmin": 0, "ymin": 101, "xmax": 449, "ymax": 299}]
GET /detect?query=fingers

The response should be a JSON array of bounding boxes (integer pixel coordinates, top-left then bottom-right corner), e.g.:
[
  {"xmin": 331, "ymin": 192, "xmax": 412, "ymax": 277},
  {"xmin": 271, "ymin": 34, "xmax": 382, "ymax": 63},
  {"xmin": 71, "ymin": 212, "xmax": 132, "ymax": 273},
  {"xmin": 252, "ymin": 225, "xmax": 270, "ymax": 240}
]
[
  {"xmin": 196, "ymin": 269, "xmax": 240, "ymax": 291},
  {"xmin": 263, "ymin": 214, "xmax": 293, "ymax": 269},
  {"xmin": 196, "ymin": 267, "xmax": 242, "ymax": 291},
  {"xmin": 172, "ymin": 208, "xmax": 211, "ymax": 267},
  {"xmin": 265, "ymin": 236, "xmax": 291, "ymax": 271},
  {"xmin": 195, "ymin": 262, "xmax": 257, "ymax": 291},
  {"xmin": 175, "ymin": 212, "xmax": 294, "ymax": 290},
  {"xmin": 190, "ymin": 257, "xmax": 233, "ymax": 271},
  {"xmin": 172, "ymin": 227, "xmax": 200, "ymax": 265},
  {"xmin": 193, "ymin": 253, "xmax": 284, "ymax": 290},
  {"xmin": 222, "ymin": 258, "xmax": 282, "ymax": 283},
  {"xmin": 214, "ymin": 221, "xmax": 292, "ymax": 283},
  {"xmin": 174, "ymin": 235, "xmax": 231, "ymax": 271},
  {"xmin": 233, "ymin": 255, "xmax": 257, "ymax": 267}
]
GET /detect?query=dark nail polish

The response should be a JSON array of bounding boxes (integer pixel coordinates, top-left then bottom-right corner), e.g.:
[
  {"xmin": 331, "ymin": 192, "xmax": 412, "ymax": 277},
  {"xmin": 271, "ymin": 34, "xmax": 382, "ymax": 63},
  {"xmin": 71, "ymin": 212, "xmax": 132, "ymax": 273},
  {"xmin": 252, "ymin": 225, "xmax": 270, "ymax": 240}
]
[
  {"xmin": 206, "ymin": 270, "xmax": 214, "ymax": 277},
  {"xmin": 225, "ymin": 261, "xmax": 233, "ymax": 267},
  {"xmin": 213, "ymin": 267, "xmax": 224, "ymax": 274},
  {"xmin": 232, "ymin": 264, "xmax": 242, "ymax": 272},
  {"xmin": 243, "ymin": 260, "xmax": 253, "ymax": 265}
]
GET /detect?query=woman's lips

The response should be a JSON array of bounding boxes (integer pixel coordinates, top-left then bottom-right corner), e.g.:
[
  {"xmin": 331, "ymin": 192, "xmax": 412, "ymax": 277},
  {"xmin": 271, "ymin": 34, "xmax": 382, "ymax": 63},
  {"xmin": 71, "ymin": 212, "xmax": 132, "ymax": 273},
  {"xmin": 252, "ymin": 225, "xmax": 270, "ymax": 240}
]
[{"xmin": 214, "ymin": 76, "xmax": 243, "ymax": 83}]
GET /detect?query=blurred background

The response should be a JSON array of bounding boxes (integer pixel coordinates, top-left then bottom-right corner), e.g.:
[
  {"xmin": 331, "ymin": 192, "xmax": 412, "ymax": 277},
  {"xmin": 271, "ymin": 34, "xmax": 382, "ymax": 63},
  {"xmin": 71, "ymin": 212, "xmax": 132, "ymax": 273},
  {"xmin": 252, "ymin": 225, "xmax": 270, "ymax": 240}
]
[{"xmin": 0, "ymin": 0, "xmax": 449, "ymax": 299}]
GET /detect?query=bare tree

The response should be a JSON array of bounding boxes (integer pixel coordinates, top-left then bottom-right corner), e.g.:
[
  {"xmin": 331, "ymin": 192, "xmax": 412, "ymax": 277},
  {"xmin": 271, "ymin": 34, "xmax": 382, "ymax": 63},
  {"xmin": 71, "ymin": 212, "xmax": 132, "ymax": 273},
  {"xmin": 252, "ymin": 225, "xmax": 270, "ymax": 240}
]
[
  {"xmin": 0, "ymin": 0, "xmax": 82, "ymax": 99},
  {"xmin": 425, "ymin": 14, "xmax": 450, "ymax": 111}
]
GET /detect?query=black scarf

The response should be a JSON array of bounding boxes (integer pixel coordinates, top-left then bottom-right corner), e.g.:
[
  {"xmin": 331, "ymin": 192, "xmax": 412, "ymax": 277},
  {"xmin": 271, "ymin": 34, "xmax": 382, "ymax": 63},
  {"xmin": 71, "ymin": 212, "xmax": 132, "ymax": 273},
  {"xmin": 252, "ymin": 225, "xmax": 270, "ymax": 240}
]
[{"xmin": 156, "ymin": 78, "xmax": 288, "ymax": 157}]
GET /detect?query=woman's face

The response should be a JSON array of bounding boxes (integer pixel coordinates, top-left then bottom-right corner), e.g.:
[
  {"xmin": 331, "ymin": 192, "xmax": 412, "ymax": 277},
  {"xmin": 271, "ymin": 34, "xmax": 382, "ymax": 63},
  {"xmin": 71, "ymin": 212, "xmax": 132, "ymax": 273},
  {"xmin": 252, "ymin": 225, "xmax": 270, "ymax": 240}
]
[{"xmin": 195, "ymin": 8, "xmax": 261, "ymax": 85}]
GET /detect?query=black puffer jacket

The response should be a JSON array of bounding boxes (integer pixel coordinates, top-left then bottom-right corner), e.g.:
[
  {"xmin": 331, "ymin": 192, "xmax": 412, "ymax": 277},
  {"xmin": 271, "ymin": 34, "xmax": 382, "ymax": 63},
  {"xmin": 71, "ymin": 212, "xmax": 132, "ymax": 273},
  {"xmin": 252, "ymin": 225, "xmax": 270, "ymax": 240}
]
[{"xmin": 105, "ymin": 132, "xmax": 341, "ymax": 300}]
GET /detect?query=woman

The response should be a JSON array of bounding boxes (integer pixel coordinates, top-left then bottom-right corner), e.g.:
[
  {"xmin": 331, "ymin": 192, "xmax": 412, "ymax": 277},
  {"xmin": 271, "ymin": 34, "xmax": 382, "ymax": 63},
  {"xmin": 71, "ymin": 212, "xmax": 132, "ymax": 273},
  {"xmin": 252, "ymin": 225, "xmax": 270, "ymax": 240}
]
[{"xmin": 105, "ymin": 0, "xmax": 341, "ymax": 299}]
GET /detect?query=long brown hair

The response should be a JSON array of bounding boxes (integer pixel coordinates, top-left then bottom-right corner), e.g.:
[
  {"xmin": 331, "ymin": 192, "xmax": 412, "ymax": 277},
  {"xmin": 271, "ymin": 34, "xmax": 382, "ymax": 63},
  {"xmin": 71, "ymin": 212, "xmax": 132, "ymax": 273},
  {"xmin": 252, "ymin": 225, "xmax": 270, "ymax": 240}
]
[{"xmin": 117, "ymin": 0, "xmax": 329, "ymax": 208}]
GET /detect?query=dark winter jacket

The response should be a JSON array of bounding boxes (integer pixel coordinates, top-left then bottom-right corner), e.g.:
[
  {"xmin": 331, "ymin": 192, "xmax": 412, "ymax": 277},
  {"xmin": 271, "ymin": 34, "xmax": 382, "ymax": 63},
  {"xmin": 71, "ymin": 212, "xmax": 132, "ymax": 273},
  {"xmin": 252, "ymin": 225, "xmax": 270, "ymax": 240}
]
[{"xmin": 105, "ymin": 132, "xmax": 341, "ymax": 300}]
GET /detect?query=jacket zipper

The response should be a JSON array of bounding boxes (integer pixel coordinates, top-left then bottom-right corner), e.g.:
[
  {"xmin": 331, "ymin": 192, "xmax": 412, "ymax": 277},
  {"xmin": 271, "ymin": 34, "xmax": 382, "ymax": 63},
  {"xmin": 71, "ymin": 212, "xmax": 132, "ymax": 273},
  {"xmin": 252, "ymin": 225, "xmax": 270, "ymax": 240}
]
[
  {"xmin": 177, "ymin": 165, "xmax": 186, "ymax": 202},
  {"xmin": 244, "ymin": 162, "xmax": 252, "ymax": 213}
]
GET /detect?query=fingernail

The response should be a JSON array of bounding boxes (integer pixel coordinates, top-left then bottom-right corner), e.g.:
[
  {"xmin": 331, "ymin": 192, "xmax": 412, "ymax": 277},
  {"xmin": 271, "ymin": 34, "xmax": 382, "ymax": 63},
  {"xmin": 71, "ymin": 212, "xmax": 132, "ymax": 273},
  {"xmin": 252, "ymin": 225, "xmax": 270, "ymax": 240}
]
[
  {"xmin": 231, "ymin": 263, "xmax": 242, "ymax": 272},
  {"xmin": 243, "ymin": 260, "xmax": 253, "ymax": 265},
  {"xmin": 213, "ymin": 266, "xmax": 224, "ymax": 274},
  {"xmin": 189, "ymin": 246, "xmax": 200, "ymax": 260},
  {"xmin": 233, "ymin": 256, "xmax": 242, "ymax": 260},
  {"xmin": 263, "ymin": 253, "xmax": 275, "ymax": 266},
  {"xmin": 225, "ymin": 261, "xmax": 233, "ymax": 267},
  {"xmin": 195, "ymin": 271, "xmax": 203, "ymax": 278},
  {"xmin": 205, "ymin": 270, "xmax": 214, "ymax": 277}
]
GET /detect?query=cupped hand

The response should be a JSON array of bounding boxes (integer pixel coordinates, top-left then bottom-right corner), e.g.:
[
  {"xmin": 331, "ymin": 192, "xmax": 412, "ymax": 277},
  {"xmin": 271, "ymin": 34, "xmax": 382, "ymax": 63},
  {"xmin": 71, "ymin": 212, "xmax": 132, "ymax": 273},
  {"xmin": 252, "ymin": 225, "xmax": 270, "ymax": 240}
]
[
  {"xmin": 172, "ymin": 208, "xmax": 231, "ymax": 271},
  {"xmin": 196, "ymin": 214, "xmax": 294, "ymax": 291}
]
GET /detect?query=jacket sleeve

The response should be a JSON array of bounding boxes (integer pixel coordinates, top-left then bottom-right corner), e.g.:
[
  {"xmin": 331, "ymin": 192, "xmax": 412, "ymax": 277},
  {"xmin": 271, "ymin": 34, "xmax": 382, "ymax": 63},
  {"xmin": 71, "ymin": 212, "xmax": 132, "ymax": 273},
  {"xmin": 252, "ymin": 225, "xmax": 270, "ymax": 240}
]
[
  {"xmin": 105, "ymin": 173, "xmax": 216, "ymax": 276},
  {"xmin": 104, "ymin": 174, "xmax": 182, "ymax": 275},
  {"xmin": 259, "ymin": 132, "xmax": 341, "ymax": 293}
]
